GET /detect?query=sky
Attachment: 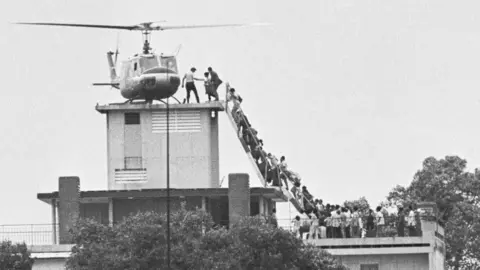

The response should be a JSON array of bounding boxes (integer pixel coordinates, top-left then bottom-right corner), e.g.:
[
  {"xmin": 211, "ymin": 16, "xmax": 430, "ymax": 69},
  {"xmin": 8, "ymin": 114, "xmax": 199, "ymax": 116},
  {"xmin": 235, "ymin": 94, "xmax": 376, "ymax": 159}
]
[{"xmin": 1, "ymin": 0, "xmax": 480, "ymax": 224}]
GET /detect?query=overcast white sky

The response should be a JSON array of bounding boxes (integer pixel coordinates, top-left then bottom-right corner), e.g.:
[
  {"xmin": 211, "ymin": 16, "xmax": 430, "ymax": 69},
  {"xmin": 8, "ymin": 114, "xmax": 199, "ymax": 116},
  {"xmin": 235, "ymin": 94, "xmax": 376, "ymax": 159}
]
[{"xmin": 1, "ymin": 0, "xmax": 480, "ymax": 224}]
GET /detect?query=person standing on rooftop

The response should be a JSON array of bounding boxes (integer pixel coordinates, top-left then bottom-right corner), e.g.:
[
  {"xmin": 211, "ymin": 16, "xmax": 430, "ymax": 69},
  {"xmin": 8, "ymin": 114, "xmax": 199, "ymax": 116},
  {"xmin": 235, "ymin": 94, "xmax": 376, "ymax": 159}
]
[
  {"xmin": 208, "ymin": 67, "xmax": 223, "ymax": 100},
  {"xmin": 181, "ymin": 67, "xmax": 203, "ymax": 104}
]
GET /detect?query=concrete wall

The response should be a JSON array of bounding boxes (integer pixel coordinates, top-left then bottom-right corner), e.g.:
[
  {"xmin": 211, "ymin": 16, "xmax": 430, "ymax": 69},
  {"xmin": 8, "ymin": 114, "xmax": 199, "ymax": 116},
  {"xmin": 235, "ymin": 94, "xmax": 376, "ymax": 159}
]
[
  {"xmin": 32, "ymin": 259, "xmax": 66, "ymax": 270},
  {"xmin": 107, "ymin": 107, "xmax": 220, "ymax": 190},
  {"xmin": 337, "ymin": 254, "xmax": 429, "ymax": 270}
]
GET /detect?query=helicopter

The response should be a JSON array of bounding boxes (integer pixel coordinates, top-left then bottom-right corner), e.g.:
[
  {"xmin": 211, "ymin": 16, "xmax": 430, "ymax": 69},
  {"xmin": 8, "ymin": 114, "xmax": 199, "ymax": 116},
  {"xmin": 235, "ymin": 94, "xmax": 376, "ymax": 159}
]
[{"xmin": 15, "ymin": 21, "xmax": 266, "ymax": 103}]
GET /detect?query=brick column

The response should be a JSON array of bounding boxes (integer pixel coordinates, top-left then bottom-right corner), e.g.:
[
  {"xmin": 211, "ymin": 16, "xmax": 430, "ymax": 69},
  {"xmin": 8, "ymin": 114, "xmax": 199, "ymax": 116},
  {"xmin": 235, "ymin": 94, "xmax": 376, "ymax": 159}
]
[
  {"xmin": 228, "ymin": 173, "xmax": 250, "ymax": 226},
  {"xmin": 58, "ymin": 176, "xmax": 80, "ymax": 244}
]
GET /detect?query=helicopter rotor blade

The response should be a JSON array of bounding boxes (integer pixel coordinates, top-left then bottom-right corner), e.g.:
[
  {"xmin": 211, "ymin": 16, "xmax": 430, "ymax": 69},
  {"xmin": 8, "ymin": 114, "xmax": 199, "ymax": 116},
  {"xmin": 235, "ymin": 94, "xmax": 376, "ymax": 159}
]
[
  {"xmin": 14, "ymin": 21, "xmax": 271, "ymax": 32},
  {"xmin": 152, "ymin": 22, "xmax": 271, "ymax": 31},
  {"xmin": 14, "ymin": 22, "xmax": 137, "ymax": 30}
]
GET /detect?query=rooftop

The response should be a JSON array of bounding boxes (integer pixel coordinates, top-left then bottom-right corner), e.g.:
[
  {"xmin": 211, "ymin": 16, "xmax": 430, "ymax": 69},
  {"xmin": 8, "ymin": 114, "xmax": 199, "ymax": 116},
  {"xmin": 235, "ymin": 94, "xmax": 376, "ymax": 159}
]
[
  {"xmin": 37, "ymin": 187, "xmax": 288, "ymax": 205},
  {"xmin": 95, "ymin": 100, "xmax": 225, "ymax": 114}
]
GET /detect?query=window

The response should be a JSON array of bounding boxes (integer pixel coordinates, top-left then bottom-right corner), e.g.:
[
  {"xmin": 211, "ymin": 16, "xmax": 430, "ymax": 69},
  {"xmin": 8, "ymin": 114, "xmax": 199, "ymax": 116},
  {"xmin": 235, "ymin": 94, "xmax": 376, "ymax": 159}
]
[
  {"xmin": 139, "ymin": 57, "xmax": 159, "ymax": 72},
  {"xmin": 125, "ymin": 113, "xmax": 140, "ymax": 125},
  {"xmin": 124, "ymin": 157, "xmax": 142, "ymax": 169},
  {"xmin": 360, "ymin": 264, "xmax": 379, "ymax": 270}
]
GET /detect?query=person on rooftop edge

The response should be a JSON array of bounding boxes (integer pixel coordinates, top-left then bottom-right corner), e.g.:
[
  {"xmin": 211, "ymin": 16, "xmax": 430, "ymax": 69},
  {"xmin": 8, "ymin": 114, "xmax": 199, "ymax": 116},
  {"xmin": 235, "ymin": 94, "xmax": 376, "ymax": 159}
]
[
  {"xmin": 203, "ymin": 71, "xmax": 219, "ymax": 102},
  {"xmin": 366, "ymin": 209, "xmax": 375, "ymax": 237},
  {"xmin": 181, "ymin": 67, "xmax": 203, "ymax": 104},
  {"xmin": 375, "ymin": 206, "xmax": 385, "ymax": 237},
  {"xmin": 208, "ymin": 67, "xmax": 222, "ymax": 96},
  {"xmin": 397, "ymin": 206, "xmax": 405, "ymax": 237}
]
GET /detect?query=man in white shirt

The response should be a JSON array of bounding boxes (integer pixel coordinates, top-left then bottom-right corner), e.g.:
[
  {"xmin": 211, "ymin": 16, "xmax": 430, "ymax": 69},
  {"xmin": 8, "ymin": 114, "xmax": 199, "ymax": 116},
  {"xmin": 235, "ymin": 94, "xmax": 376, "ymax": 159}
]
[
  {"xmin": 375, "ymin": 206, "xmax": 385, "ymax": 237},
  {"xmin": 292, "ymin": 216, "xmax": 301, "ymax": 238},
  {"xmin": 331, "ymin": 207, "xmax": 341, "ymax": 238},
  {"xmin": 309, "ymin": 212, "xmax": 320, "ymax": 240},
  {"xmin": 351, "ymin": 206, "xmax": 361, "ymax": 238},
  {"xmin": 407, "ymin": 205, "xmax": 417, "ymax": 236},
  {"xmin": 181, "ymin": 67, "xmax": 203, "ymax": 103}
]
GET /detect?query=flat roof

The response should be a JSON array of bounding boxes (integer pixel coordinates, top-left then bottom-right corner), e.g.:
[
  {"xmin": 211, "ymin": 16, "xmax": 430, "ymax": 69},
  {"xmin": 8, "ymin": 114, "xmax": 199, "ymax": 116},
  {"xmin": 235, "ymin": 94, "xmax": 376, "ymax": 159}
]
[
  {"xmin": 38, "ymin": 187, "xmax": 287, "ymax": 204},
  {"xmin": 96, "ymin": 100, "xmax": 225, "ymax": 114}
]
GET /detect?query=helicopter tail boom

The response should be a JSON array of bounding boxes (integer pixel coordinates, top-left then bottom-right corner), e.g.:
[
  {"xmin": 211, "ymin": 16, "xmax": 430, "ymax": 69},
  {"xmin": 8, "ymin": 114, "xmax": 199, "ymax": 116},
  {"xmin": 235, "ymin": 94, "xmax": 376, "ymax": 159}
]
[{"xmin": 92, "ymin": 83, "xmax": 120, "ymax": 89}]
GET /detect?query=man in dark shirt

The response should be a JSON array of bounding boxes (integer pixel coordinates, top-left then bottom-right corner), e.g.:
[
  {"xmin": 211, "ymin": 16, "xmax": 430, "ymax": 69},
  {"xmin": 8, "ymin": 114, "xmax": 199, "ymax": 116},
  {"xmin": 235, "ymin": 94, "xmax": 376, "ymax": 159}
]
[{"xmin": 208, "ymin": 67, "xmax": 222, "ymax": 100}]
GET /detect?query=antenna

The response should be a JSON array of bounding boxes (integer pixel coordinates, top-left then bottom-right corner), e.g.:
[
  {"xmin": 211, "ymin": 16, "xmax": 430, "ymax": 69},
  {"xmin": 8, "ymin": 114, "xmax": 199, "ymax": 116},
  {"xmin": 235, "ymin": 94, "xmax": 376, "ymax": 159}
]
[
  {"xmin": 114, "ymin": 32, "xmax": 120, "ymax": 66},
  {"xmin": 219, "ymin": 176, "xmax": 226, "ymax": 187},
  {"xmin": 174, "ymin": 44, "xmax": 182, "ymax": 57}
]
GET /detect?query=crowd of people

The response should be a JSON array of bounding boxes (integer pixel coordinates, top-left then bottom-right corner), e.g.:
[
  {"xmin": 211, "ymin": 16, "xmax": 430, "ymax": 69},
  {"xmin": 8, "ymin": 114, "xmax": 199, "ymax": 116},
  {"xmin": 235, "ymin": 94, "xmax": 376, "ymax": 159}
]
[
  {"xmin": 225, "ymin": 83, "xmax": 317, "ymax": 213},
  {"xmin": 179, "ymin": 68, "xmax": 433, "ymax": 243},
  {"xmin": 291, "ymin": 203, "xmax": 423, "ymax": 240},
  {"xmin": 210, "ymin": 74, "xmax": 430, "ymax": 242}
]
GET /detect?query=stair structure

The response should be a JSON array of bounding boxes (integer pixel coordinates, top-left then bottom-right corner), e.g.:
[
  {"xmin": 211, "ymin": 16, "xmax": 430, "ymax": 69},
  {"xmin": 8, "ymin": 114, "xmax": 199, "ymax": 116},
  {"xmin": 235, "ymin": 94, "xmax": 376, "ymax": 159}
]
[{"xmin": 224, "ymin": 83, "xmax": 306, "ymax": 213}]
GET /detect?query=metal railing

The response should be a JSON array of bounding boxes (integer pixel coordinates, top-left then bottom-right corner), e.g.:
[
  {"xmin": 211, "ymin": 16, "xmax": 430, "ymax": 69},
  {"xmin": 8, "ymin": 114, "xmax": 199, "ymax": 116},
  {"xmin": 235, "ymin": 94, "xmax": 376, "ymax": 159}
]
[
  {"xmin": 224, "ymin": 84, "xmax": 316, "ymax": 212},
  {"xmin": 0, "ymin": 213, "xmax": 434, "ymax": 247},
  {"xmin": 0, "ymin": 224, "xmax": 59, "ymax": 246},
  {"xmin": 276, "ymin": 214, "xmax": 429, "ymax": 239}
]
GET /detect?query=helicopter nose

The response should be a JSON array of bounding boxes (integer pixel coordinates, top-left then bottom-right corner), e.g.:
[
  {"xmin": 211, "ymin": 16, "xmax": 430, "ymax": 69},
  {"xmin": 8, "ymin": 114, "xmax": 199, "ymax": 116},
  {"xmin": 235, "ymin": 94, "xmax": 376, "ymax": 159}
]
[
  {"xmin": 141, "ymin": 76, "xmax": 157, "ymax": 89},
  {"xmin": 169, "ymin": 75, "xmax": 180, "ymax": 86}
]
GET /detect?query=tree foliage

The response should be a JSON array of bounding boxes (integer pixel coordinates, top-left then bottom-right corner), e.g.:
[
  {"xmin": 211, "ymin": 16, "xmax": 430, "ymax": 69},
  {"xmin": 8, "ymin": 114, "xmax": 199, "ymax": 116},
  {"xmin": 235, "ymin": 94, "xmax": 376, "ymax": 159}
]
[
  {"xmin": 66, "ymin": 203, "xmax": 347, "ymax": 270},
  {"xmin": 386, "ymin": 156, "xmax": 480, "ymax": 270},
  {"xmin": 0, "ymin": 240, "xmax": 35, "ymax": 270},
  {"xmin": 343, "ymin": 196, "xmax": 371, "ymax": 215}
]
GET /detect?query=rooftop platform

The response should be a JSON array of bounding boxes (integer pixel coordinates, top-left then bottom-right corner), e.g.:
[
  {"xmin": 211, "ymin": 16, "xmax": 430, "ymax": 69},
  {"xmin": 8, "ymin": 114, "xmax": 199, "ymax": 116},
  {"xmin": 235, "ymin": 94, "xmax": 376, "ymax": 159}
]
[
  {"xmin": 304, "ymin": 232, "xmax": 444, "ymax": 256},
  {"xmin": 37, "ymin": 187, "xmax": 288, "ymax": 205},
  {"xmin": 95, "ymin": 100, "xmax": 225, "ymax": 114}
]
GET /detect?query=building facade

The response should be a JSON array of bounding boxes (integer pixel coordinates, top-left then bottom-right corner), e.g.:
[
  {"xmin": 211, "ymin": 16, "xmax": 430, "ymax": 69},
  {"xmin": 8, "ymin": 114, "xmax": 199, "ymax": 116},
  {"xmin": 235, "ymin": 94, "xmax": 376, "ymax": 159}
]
[
  {"xmin": 96, "ymin": 102, "xmax": 224, "ymax": 190},
  {"xmin": 27, "ymin": 102, "xmax": 447, "ymax": 269},
  {"xmin": 307, "ymin": 202, "xmax": 446, "ymax": 270}
]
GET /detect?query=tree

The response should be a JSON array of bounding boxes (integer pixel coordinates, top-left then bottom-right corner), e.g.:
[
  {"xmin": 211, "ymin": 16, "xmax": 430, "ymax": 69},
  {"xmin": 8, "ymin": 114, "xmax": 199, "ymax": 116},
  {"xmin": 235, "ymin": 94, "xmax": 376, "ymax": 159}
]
[
  {"xmin": 343, "ymin": 196, "xmax": 371, "ymax": 215},
  {"xmin": 66, "ymin": 203, "xmax": 347, "ymax": 270},
  {"xmin": 386, "ymin": 156, "xmax": 480, "ymax": 269},
  {"xmin": 0, "ymin": 240, "xmax": 35, "ymax": 270}
]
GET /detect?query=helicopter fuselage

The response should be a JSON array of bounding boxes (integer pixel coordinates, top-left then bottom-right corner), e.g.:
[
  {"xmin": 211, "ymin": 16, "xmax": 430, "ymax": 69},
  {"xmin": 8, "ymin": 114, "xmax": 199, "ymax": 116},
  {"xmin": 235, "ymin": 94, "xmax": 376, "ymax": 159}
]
[
  {"xmin": 120, "ymin": 67, "xmax": 181, "ymax": 101},
  {"xmin": 114, "ymin": 54, "xmax": 181, "ymax": 101}
]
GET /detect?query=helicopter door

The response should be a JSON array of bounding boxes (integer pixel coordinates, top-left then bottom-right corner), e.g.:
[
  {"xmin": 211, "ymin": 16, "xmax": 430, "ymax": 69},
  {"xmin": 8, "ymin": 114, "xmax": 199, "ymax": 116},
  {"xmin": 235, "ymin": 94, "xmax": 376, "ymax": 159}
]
[{"xmin": 133, "ymin": 60, "xmax": 141, "ymax": 76}]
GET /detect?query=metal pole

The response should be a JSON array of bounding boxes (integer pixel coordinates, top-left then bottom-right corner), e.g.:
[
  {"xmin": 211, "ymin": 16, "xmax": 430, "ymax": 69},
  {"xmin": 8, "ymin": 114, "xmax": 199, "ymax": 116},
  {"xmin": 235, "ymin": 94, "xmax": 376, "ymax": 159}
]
[{"xmin": 166, "ymin": 98, "xmax": 171, "ymax": 269}]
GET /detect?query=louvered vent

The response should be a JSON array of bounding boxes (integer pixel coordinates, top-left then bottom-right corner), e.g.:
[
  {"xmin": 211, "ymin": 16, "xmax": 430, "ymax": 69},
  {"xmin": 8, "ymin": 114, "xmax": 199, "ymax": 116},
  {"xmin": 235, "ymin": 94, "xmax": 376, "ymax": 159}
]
[
  {"xmin": 152, "ymin": 110, "xmax": 201, "ymax": 133},
  {"xmin": 114, "ymin": 169, "xmax": 147, "ymax": 183}
]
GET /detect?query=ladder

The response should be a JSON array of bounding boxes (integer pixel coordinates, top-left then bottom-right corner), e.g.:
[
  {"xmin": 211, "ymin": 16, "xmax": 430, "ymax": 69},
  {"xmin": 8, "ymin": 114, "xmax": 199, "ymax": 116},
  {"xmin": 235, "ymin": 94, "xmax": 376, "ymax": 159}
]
[
  {"xmin": 223, "ymin": 83, "xmax": 304, "ymax": 213},
  {"xmin": 225, "ymin": 104, "xmax": 267, "ymax": 187}
]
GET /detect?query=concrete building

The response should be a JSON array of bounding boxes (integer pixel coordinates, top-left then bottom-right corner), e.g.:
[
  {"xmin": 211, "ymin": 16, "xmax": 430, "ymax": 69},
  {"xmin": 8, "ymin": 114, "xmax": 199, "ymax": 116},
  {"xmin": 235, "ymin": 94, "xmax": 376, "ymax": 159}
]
[
  {"xmin": 96, "ymin": 102, "xmax": 224, "ymax": 190},
  {"xmin": 307, "ymin": 202, "xmax": 446, "ymax": 270},
  {"xmin": 25, "ymin": 101, "xmax": 446, "ymax": 269}
]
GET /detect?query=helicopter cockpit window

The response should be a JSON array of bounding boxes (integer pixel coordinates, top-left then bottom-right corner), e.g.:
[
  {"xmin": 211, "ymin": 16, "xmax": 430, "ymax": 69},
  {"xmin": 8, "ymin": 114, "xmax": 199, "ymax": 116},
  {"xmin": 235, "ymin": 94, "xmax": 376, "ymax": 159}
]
[
  {"xmin": 160, "ymin": 56, "xmax": 178, "ymax": 73},
  {"xmin": 139, "ymin": 57, "xmax": 159, "ymax": 72}
]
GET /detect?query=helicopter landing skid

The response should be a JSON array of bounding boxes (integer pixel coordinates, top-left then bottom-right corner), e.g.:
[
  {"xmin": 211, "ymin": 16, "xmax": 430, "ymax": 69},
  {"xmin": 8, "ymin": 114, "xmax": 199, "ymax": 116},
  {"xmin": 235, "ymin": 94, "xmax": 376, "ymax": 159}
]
[
  {"xmin": 154, "ymin": 97, "xmax": 182, "ymax": 105},
  {"xmin": 172, "ymin": 96, "xmax": 181, "ymax": 104}
]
